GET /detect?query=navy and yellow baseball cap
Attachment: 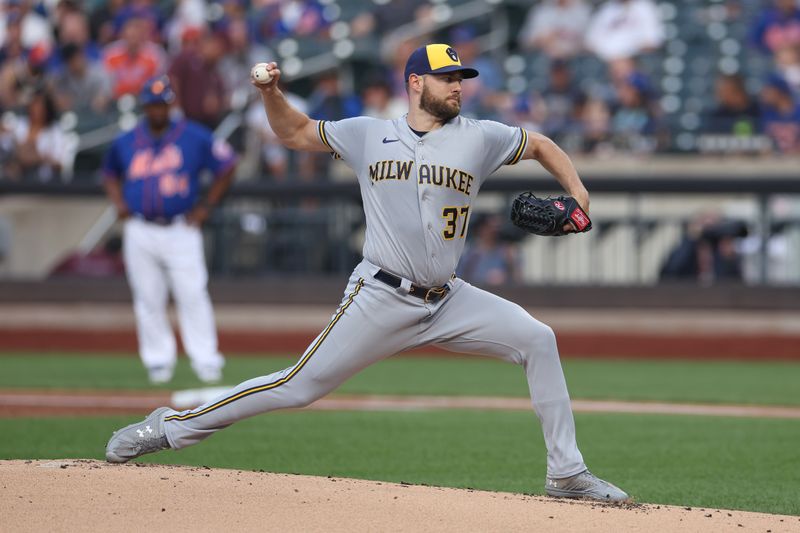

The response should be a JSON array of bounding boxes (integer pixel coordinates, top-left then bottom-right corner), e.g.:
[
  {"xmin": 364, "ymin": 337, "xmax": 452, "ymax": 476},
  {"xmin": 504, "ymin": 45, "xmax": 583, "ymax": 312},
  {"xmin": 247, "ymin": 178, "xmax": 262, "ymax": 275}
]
[
  {"xmin": 404, "ymin": 44, "xmax": 479, "ymax": 82},
  {"xmin": 139, "ymin": 75, "xmax": 176, "ymax": 106}
]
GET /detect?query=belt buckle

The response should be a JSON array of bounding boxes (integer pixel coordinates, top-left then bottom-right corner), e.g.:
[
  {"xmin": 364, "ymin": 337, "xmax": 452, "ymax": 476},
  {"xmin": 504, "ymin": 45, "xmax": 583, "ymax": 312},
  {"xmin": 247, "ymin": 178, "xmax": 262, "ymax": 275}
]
[{"xmin": 424, "ymin": 286, "xmax": 447, "ymax": 303}]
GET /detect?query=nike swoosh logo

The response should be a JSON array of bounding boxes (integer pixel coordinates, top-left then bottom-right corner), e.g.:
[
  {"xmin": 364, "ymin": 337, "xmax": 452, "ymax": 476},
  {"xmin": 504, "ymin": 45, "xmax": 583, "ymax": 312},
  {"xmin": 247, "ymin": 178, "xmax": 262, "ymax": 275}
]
[{"xmin": 382, "ymin": 137, "xmax": 400, "ymax": 144}]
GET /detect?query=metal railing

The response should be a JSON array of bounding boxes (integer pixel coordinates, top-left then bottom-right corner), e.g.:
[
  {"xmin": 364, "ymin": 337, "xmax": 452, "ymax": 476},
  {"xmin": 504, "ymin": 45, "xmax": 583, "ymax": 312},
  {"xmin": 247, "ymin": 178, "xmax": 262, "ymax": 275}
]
[{"xmin": 2, "ymin": 175, "xmax": 798, "ymax": 285}]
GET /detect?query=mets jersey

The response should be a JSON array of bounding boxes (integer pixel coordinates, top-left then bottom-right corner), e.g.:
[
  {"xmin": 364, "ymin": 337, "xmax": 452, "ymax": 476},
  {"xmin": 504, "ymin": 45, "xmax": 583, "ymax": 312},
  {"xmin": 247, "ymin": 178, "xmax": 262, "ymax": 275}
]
[
  {"xmin": 103, "ymin": 119, "xmax": 236, "ymax": 220},
  {"xmin": 319, "ymin": 115, "xmax": 527, "ymax": 287}
]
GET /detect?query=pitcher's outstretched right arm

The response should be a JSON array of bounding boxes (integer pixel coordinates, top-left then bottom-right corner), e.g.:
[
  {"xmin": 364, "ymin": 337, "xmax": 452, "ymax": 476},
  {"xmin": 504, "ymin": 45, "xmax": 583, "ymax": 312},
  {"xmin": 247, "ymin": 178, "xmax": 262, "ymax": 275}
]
[{"xmin": 250, "ymin": 62, "xmax": 329, "ymax": 152}]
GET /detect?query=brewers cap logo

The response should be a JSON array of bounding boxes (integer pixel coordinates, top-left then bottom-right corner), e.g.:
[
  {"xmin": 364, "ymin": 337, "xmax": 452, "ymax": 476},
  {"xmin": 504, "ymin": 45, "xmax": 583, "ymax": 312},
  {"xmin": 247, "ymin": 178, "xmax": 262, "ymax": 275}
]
[{"xmin": 404, "ymin": 43, "xmax": 479, "ymax": 81}]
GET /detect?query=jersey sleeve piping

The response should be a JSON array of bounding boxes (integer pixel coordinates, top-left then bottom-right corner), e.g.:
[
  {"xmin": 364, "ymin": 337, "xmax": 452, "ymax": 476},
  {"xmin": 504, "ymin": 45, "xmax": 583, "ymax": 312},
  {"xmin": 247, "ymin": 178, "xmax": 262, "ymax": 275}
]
[
  {"xmin": 504, "ymin": 127, "xmax": 528, "ymax": 166},
  {"xmin": 317, "ymin": 120, "xmax": 342, "ymax": 160},
  {"xmin": 212, "ymin": 156, "xmax": 238, "ymax": 180}
]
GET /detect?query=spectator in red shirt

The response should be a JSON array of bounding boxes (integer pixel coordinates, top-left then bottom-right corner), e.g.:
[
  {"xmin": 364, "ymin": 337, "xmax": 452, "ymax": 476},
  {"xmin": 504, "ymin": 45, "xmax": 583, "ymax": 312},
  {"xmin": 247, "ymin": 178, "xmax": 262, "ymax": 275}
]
[
  {"xmin": 102, "ymin": 13, "xmax": 165, "ymax": 98},
  {"xmin": 168, "ymin": 29, "xmax": 229, "ymax": 129}
]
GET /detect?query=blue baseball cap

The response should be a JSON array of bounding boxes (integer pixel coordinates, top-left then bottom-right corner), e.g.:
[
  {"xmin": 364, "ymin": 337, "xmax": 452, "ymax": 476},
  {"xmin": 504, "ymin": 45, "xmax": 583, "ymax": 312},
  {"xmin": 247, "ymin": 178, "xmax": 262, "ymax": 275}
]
[
  {"xmin": 404, "ymin": 44, "xmax": 479, "ymax": 82},
  {"xmin": 139, "ymin": 75, "xmax": 176, "ymax": 106}
]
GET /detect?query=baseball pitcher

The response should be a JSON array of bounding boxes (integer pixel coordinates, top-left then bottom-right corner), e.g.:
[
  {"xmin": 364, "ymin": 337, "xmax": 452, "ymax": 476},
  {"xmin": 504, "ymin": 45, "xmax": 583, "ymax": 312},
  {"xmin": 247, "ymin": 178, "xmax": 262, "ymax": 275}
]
[
  {"xmin": 102, "ymin": 76, "xmax": 237, "ymax": 385},
  {"xmin": 106, "ymin": 45, "xmax": 628, "ymax": 502}
]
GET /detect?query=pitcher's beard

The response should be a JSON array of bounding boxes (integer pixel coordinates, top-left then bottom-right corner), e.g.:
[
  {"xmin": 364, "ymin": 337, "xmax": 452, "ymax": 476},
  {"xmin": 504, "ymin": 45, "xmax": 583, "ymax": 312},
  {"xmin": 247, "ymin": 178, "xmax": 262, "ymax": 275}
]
[{"xmin": 420, "ymin": 85, "xmax": 460, "ymax": 121}]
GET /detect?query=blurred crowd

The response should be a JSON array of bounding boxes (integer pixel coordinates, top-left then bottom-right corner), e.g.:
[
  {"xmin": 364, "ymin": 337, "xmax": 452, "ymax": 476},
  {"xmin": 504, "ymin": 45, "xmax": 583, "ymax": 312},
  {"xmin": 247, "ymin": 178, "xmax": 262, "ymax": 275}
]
[
  {"xmin": 0, "ymin": 0, "xmax": 794, "ymax": 286},
  {"xmin": 0, "ymin": 0, "xmax": 799, "ymax": 184}
]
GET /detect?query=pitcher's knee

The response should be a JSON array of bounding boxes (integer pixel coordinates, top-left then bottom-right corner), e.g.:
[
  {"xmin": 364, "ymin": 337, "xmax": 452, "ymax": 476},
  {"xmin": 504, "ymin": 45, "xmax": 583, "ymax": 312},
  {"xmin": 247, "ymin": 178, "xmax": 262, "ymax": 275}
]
[
  {"xmin": 537, "ymin": 323, "xmax": 558, "ymax": 350},
  {"xmin": 286, "ymin": 387, "xmax": 325, "ymax": 409},
  {"xmin": 516, "ymin": 322, "xmax": 559, "ymax": 364},
  {"xmin": 287, "ymin": 380, "xmax": 336, "ymax": 408}
]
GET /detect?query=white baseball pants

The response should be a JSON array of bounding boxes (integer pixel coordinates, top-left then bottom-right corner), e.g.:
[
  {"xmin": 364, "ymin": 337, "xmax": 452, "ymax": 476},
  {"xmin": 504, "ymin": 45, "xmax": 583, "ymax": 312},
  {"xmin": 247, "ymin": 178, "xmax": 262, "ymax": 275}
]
[
  {"xmin": 163, "ymin": 258, "xmax": 585, "ymax": 478},
  {"xmin": 122, "ymin": 217, "xmax": 224, "ymax": 376}
]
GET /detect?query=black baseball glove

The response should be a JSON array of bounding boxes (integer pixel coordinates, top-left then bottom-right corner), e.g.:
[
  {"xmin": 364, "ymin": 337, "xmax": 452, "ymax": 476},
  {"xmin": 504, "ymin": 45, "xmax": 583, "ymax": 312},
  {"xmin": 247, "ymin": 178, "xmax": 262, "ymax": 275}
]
[{"xmin": 510, "ymin": 192, "xmax": 592, "ymax": 236}]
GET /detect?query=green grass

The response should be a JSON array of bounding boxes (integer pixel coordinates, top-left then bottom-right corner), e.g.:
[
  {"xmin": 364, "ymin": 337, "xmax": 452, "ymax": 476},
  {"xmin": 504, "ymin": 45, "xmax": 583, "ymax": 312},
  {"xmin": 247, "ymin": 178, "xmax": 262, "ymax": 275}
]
[
  {"xmin": 2, "ymin": 351, "xmax": 798, "ymax": 515},
  {"xmin": 1, "ymin": 411, "xmax": 798, "ymax": 515},
  {"xmin": 1, "ymin": 352, "xmax": 799, "ymax": 406}
]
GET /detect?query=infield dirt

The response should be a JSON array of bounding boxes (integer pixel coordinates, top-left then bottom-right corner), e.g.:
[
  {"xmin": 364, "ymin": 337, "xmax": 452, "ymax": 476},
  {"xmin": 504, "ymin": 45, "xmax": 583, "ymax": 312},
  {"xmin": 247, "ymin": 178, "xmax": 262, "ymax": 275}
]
[{"xmin": 1, "ymin": 460, "xmax": 797, "ymax": 533}]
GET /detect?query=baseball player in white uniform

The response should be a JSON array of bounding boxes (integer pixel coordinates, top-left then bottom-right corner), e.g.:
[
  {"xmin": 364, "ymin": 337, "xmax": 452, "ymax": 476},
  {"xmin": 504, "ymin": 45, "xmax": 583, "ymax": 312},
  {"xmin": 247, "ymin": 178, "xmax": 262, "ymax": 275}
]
[
  {"xmin": 106, "ymin": 44, "xmax": 629, "ymax": 502},
  {"xmin": 103, "ymin": 77, "xmax": 237, "ymax": 385}
]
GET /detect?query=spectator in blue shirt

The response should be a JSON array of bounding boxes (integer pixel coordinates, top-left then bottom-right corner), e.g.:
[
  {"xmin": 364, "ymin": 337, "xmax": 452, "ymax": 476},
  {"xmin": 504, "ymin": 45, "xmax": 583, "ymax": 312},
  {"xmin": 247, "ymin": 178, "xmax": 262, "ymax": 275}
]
[
  {"xmin": 706, "ymin": 73, "xmax": 761, "ymax": 135},
  {"xmin": 750, "ymin": 0, "xmax": 800, "ymax": 55},
  {"xmin": 759, "ymin": 74, "xmax": 800, "ymax": 153}
]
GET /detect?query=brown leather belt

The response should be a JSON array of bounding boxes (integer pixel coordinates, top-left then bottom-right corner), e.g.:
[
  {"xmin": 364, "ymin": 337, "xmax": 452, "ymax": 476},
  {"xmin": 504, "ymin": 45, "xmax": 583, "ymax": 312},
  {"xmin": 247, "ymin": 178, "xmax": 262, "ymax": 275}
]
[{"xmin": 374, "ymin": 269, "xmax": 450, "ymax": 303}]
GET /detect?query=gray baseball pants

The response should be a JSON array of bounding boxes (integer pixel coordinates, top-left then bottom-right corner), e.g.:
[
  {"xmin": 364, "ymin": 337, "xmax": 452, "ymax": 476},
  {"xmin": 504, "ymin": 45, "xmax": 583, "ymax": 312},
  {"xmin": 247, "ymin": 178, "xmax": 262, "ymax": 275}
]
[{"xmin": 163, "ymin": 259, "xmax": 586, "ymax": 478}]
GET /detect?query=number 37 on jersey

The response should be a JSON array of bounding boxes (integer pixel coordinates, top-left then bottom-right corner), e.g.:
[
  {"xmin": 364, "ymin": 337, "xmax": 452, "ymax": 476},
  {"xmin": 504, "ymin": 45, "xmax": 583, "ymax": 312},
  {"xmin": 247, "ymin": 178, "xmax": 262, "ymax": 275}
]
[{"xmin": 441, "ymin": 205, "xmax": 470, "ymax": 240}]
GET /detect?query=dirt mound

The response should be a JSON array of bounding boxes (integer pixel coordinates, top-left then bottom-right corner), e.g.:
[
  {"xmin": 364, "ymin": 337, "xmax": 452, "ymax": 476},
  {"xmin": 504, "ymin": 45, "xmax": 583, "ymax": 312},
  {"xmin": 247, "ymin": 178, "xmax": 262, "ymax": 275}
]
[{"xmin": 0, "ymin": 460, "xmax": 796, "ymax": 532}]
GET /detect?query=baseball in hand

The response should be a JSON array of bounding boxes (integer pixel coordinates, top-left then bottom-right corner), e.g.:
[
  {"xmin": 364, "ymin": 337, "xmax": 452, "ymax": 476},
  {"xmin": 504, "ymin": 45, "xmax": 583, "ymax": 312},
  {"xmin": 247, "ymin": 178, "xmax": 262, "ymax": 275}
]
[{"xmin": 252, "ymin": 63, "xmax": 273, "ymax": 84}]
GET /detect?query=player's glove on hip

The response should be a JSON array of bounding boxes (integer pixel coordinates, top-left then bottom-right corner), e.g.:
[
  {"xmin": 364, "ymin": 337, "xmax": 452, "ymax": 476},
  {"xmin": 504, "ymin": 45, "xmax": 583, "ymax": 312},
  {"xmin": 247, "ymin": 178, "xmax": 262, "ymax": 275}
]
[{"xmin": 510, "ymin": 192, "xmax": 592, "ymax": 236}]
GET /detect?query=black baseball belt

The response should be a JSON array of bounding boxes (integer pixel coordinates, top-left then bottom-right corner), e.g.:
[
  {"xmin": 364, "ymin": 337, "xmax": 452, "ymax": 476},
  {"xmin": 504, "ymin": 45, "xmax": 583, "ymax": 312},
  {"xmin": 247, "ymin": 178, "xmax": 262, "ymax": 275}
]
[
  {"xmin": 145, "ymin": 217, "xmax": 177, "ymax": 226},
  {"xmin": 374, "ymin": 269, "xmax": 451, "ymax": 303},
  {"xmin": 136, "ymin": 214, "xmax": 182, "ymax": 226}
]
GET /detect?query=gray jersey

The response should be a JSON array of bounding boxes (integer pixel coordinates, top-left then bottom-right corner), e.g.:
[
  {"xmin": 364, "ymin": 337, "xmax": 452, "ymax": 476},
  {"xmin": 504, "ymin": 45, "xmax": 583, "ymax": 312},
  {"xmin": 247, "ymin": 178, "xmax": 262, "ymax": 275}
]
[
  {"xmin": 156, "ymin": 115, "xmax": 588, "ymax": 483},
  {"xmin": 319, "ymin": 116, "xmax": 528, "ymax": 287}
]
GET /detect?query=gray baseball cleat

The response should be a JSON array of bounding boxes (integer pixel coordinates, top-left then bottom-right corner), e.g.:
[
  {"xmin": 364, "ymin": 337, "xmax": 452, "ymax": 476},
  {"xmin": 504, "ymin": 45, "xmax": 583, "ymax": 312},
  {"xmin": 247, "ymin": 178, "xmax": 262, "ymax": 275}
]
[
  {"xmin": 545, "ymin": 469, "xmax": 629, "ymax": 502},
  {"xmin": 106, "ymin": 407, "xmax": 173, "ymax": 463}
]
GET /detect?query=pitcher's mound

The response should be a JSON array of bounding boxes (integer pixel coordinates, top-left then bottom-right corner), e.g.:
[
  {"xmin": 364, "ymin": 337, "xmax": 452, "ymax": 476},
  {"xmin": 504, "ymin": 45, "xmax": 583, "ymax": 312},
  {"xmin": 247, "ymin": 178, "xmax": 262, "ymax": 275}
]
[{"xmin": 0, "ymin": 460, "xmax": 794, "ymax": 532}]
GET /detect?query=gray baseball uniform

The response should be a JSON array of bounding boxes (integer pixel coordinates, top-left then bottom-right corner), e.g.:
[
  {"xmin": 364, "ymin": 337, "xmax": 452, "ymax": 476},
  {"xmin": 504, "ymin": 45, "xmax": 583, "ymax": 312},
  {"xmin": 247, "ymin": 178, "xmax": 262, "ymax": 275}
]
[{"xmin": 162, "ymin": 116, "xmax": 586, "ymax": 478}]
